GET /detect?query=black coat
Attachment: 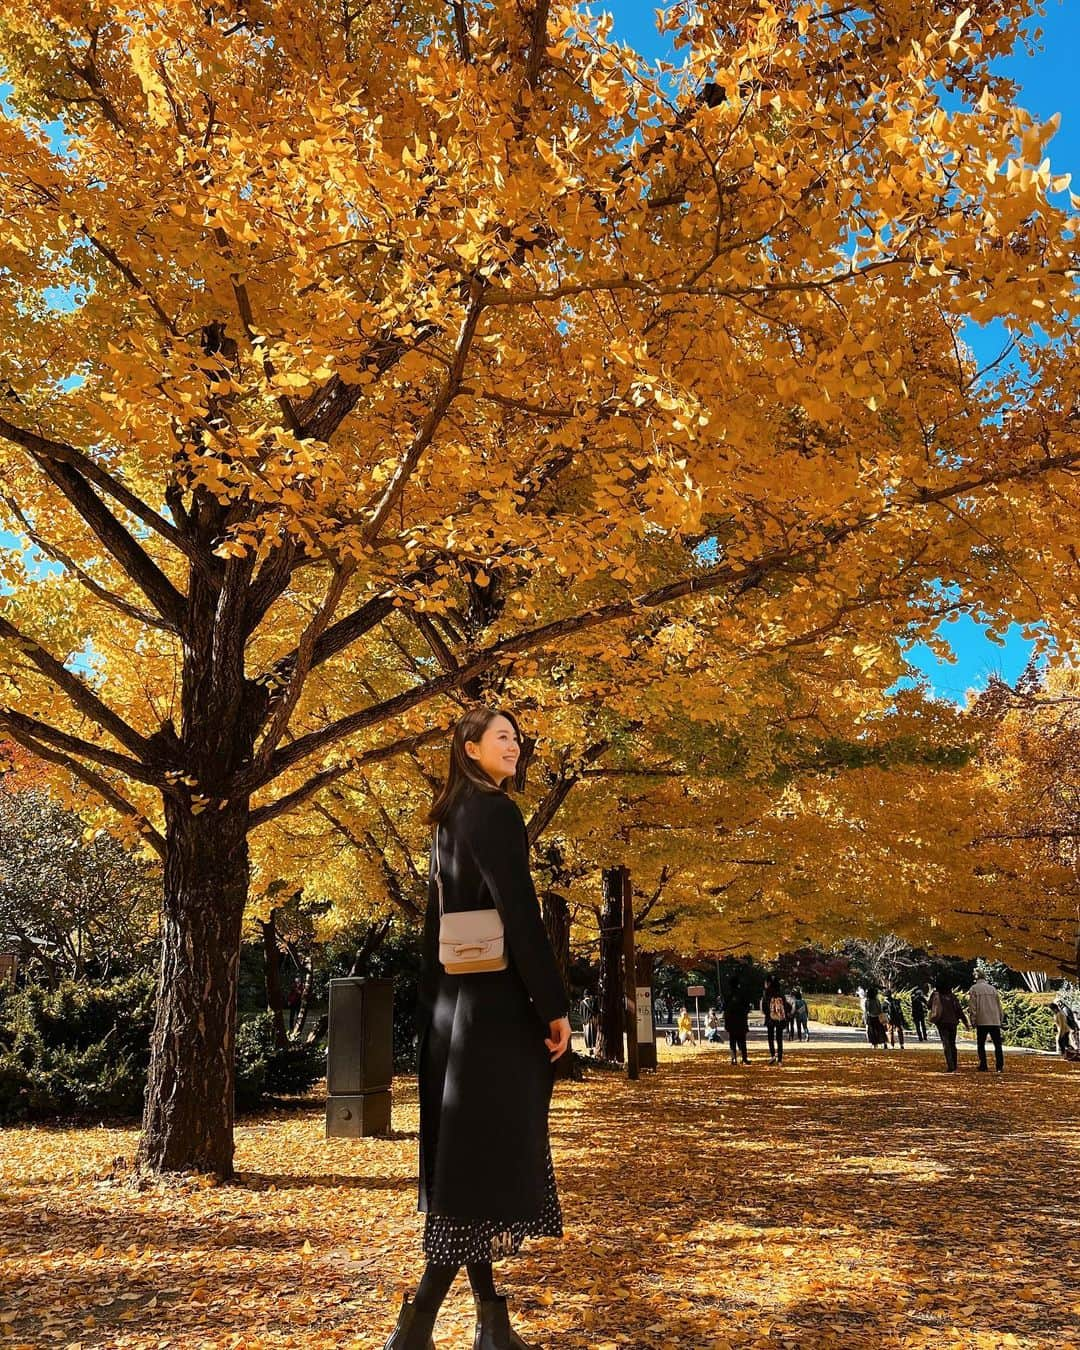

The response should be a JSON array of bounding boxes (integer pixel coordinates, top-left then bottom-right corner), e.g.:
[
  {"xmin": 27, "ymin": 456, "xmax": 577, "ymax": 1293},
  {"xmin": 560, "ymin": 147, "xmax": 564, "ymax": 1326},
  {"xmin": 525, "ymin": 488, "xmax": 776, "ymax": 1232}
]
[
  {"xmin": 723, "ymin": 994, "xmax": 750, "ymax": 1033},
  {"xmin": 415, "ymin": 784, "xmax": 570, "ymax": 1224}
]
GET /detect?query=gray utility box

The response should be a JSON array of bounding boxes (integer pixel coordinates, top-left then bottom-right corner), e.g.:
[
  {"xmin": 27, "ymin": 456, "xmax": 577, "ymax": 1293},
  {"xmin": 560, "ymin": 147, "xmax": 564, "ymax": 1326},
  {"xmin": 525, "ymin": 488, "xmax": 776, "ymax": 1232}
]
[{"xmin": 325, "ymin": 976, "xmax": 393, "ymax": 1139}]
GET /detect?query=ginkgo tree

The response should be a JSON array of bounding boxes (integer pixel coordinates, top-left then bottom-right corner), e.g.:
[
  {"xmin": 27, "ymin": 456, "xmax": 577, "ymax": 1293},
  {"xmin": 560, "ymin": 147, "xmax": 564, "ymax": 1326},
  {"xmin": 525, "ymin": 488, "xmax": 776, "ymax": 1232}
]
[{"xmin": 0, "ymin": 0, "xmax": 1077, "ymax": 1175}]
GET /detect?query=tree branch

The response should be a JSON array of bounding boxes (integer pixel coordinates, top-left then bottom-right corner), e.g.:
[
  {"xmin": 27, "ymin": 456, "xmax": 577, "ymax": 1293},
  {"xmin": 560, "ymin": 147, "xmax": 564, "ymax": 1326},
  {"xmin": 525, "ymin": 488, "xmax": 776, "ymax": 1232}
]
[
  {"xmin": 0, "ymin": 413, "xmax": 218, "ymax": 590},
  {"xmin": 0, "ymin": 491, "xmax": 176, "ymax": 633},
  {"xmin": 244, "ymin": 401, "xmax": 1080, "ymax": 792},
  {"xmin": 248, "ymin": 725, "xmax": 447, "ymax": 829},
  {"xmin": 0, "ymin": 614, "xmax": 153, "ymax": 760},
  {"xmin": 250, "ymin": 559, "xmax": 358, "ymax": 775},
  {"xmin": 0, "ymin": 706, "xmax": 167, "ymax": 789},
  {"xmin": 361, "ymin": 282, "xmax": 485, "ymax": 544},
  {"xmin": 0, "ymin": 722, "xmax": 166, "ymax": 858}
]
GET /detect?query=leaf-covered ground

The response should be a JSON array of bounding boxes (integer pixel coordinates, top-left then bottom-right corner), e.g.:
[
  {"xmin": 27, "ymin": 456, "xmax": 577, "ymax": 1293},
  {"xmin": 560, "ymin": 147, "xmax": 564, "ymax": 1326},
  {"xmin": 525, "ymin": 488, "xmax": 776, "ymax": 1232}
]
[{"xmin": 2, "ymin": 1043, "xmax": 1078, "ymax": 1349}]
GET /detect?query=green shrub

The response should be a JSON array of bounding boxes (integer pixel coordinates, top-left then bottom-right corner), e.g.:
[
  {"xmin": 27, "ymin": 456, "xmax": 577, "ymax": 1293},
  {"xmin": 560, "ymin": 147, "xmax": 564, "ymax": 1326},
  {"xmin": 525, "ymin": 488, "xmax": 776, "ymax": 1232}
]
[
  {"xmin": 0, "ymin": 973, "xmax": 155, "ymax": 1124},
  {"xmin": 805, "ymin": 1001, "xmax": 865, "ymax": 1027},
  {"xmin": 234, "ymin": 1012, "xmax": 324, "ymax": 1109},
  {"xmin": 0, "ymin": 976, "xmax": 326, "ymax": 1123},
  {"xmin": 234, "ymin": 1015, "xmax": 269, "ymax": 1112},
  {"xmin": 999, "ymin": 990, "xmax": 1055, "ymax": 1050},
  {"xmin": 0, "ymin": 1050, "xmax": 31, "ymax": 1121}
]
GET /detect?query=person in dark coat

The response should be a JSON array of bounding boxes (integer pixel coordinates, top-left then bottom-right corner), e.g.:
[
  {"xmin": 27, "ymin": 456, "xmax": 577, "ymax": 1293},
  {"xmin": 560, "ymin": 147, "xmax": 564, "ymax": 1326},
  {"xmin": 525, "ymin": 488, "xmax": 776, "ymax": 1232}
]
[
  {"xmin": 885, "ymin": 989, "xmax": 908, "ymax": 1049},
  {"xmin": 911, "ymin": 985, "xmax": 930, "ymax": 1041},
  {"xmin": 723, "ymin": 984, "xmax": 751, "ymax": 1064},
  {"xmin": 929, "ymin": 979, "xmax": 970, "ymax": 1072},
  {"xmin": 864, "ymin": 987, "xmax": 888, "ymax": 1049},
  {"xmin": 384, "ymin": 706, "xmax": 572, "ymax": 1350}
]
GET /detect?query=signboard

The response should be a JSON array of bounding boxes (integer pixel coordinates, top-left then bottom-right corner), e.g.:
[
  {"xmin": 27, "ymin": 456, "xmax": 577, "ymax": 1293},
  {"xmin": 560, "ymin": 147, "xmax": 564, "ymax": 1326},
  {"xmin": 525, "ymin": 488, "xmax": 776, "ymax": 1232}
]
[
  {"xmin": 635, "ymin": 987, "xmax": 654, "ymax": 1043},
  {"xmin": 686, "ymin": 985, "xmax": 706, "ymax": 997}
]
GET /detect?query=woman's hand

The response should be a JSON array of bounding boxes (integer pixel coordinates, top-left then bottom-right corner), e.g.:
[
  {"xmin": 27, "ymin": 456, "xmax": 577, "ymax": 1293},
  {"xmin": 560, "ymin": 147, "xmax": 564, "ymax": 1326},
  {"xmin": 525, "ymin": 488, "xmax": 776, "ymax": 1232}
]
[{"xmin": 545, "ymin": 1016, "xmax": 572, "ymax": 1062}]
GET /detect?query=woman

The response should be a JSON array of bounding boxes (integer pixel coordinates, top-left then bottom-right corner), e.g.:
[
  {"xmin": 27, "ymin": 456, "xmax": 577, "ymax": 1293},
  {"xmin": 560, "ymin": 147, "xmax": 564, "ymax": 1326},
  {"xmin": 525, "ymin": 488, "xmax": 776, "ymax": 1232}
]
[
  {"xmin": 762, "ymin": 976, "xmax": 787, "ymax": 1065},
  {"xmin": 705, "ymin": 1007, "xmax": 723, "ymax": 1043},
  {"xmin": 864, "ymin": 987, "xmax": 887, "ymax": 1049},
  {"xmin": 929, "ymin": 979, "xmax": 969, "ymax": 1072},
  {"xmin": 885, "ymin": 990, "xmax": 907, "ymax": 1049},
  {"xmin": 793, "ymin": 991, "xmax": 810, "ymax": 1042},
  {"xmin": 1050, "ymin": 1001, "xmax": 1072, "ymax": 1058},
  {"xmin": 677, "ymin": 1006, "xmax": 694, "ymax": 1045},
  {"xmin": 385, "ymin": 708, "xmax": 572, "ymax": 1350}
]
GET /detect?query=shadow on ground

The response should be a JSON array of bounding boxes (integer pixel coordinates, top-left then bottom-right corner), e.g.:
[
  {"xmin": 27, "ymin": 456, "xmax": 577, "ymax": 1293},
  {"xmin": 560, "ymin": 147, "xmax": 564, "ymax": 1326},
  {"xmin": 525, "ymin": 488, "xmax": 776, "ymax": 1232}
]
[{"xmin": 2, "ymin": 1046, "xmax": 1077, "ymax": 1348}]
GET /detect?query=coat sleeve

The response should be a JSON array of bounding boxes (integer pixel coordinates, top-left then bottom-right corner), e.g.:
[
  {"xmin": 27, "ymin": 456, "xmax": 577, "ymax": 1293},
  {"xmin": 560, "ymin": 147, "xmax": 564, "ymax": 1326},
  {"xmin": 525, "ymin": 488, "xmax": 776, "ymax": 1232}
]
[{"xmin": 460, "ymin": 791, "xmax": 570, "ymax": 1024}]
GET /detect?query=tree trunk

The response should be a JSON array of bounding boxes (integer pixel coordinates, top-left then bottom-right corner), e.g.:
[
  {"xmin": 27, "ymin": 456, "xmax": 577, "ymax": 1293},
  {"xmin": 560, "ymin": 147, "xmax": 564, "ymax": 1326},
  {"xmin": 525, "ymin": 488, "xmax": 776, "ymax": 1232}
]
[
  {"xmin": 635, "ymin": 948, "xmax": 656, "ymax": 989},
  {"xmin": 595, "ymin": 867, "xmax": 626, "ymax": 1063},
  {"xmin": 542, "ymin": 891, "xmax": 571, "ymax": 990},
  {"xmin": 135, "ymin": 796, "xmax": 251, "ymax": 1178},
  {"xmin": 542, "ymin": 891, "xmax": 583, "ymax": 1080},
  {"xmin": 261, "ymin": 908, "xmax": 290, "ymax": 1050},
  {"xmin": 347, "ymin": 915, "xmax": 394, "ymax": 976},
  {"xmin": 292, "ymin": 956, "xmax": 314, "ymax": 1041}
]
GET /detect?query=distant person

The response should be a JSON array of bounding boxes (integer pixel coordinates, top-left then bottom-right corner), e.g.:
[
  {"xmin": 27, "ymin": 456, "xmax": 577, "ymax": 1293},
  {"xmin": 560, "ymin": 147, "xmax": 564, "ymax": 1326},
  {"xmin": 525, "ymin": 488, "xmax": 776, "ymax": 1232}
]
[
  {"xmin": 580, "ymin": 993, "xmax": 598, "ymax": 1056},
  {"xmin": 910, "ymin": 985, "xmax": 929, "ymax": 1042},
  {"xmin": 286, "ymin": 977, "xmax": 303, "ymax": 1031},
  {"xmin": 967, "ymin": 973, "xmax": 1005, "ymax": 1073},
  {"xmin": 793, "ymin": 991, "xmax": 810, "ymax": 1041},
  {"xmin": 762, "ymin": 977, "xmax": 787, "ymax": 1065},
  {"xmin": 885, "ymin": 990, "xmax": 907, "ymax": 1049},
  {"xmin": 724, "ymin": 985, "xmax": 751, "ymax": 1065},
  {"xmin": 1050, "ymin": 1002, "xmax": 1073, "ymax": 1058},
  {"xmin": 784, "ymin": 991, "xmax": 797, "ymax": 1039},
  {"xmin": 1065, "ymin": 1003, "xmax": 1080, "ymax": 1053},
  {"xmin": 929, "ymin": 979, "xmax": 969, "ymax": 1072},
  {"xmin": 678, "ymin": 1007, "xmax": 694, "ymax": 1046},
  {"xmin": 864, "ymin": 987, "xmax": 888, "ymax": 1049},
  {"xmin": 705, "ymin": 1008, "xmax": 724, "ymax": 1043}
]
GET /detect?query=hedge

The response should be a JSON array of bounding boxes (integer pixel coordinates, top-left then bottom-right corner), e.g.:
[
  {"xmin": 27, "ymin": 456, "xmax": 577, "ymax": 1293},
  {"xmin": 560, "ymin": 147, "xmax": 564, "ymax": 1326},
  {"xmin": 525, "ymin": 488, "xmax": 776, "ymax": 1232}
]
[
  {"xmin": 805, "ymin": 1002, "xmax": 865, "ymax": 1028},
  {"xmin": 0, "ymin": 975, "xmax": 325, "ymax": 1124}
]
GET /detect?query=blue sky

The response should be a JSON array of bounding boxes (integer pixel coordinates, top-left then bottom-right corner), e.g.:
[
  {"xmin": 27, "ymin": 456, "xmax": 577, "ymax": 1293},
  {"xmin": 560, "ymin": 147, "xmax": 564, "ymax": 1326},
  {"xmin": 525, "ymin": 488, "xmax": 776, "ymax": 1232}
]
[{"xmin": 2, "ymin": 5, "xmax": 1076, "ymax": 704}]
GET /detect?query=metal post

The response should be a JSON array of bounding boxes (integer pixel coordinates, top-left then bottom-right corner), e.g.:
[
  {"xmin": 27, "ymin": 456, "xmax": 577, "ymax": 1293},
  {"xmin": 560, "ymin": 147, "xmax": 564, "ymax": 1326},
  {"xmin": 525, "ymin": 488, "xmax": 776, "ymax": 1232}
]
[
  {"xmin": 325, "ymin": 977, "xmax": 393, "ymax": 1138},
  {"xmin": 621, "ymin": 867, "xmax": 640, "ymax": 1081}
]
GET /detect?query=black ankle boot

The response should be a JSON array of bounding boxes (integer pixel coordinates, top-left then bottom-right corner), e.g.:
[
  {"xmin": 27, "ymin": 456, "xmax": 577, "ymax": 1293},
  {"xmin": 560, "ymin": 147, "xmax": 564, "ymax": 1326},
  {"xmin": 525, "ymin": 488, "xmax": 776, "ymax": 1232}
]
[
  {"xmin": 472, "ymin": 1293, "xmax": 538, "ymax": 1349},
  {"xmin": 382, "ymin": 1292, "xmax": 437, "ymax": 1350}
]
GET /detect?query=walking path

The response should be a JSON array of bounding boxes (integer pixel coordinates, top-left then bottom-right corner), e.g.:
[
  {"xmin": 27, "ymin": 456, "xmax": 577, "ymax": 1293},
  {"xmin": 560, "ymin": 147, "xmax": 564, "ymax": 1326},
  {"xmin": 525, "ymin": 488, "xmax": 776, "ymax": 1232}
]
[
  {"xmin": 1, "ymin": 1045, "xmax": 1076, "ymax": 1348},
  {"xmin": 582, "ymin": 1018, "xmax": 1051, "ymax": 1056}
]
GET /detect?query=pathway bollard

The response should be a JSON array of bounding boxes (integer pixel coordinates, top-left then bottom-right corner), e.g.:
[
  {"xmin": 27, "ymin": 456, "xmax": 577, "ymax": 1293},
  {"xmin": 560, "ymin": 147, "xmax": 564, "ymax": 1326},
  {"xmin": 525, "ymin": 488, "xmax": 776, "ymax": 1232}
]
[{"xmin": 325, "ymin": 976, "xmax": 393, "ymax": 1138}]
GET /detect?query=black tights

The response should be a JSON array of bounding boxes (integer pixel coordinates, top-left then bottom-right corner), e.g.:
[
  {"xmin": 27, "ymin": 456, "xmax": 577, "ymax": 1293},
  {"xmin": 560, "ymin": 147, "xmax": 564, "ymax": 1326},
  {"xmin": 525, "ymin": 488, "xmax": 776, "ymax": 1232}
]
[{"xmin": 414, "ymin": 1259, "xmax": 497, "ymax": 1318}]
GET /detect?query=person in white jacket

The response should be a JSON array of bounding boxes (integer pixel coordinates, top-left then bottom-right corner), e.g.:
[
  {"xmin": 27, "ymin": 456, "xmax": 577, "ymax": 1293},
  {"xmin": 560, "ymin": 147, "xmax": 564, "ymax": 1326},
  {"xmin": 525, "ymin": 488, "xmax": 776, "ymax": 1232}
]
[{"xmin": 967, "ymin": 976, "xmax": 1005, "ymax": 1073}]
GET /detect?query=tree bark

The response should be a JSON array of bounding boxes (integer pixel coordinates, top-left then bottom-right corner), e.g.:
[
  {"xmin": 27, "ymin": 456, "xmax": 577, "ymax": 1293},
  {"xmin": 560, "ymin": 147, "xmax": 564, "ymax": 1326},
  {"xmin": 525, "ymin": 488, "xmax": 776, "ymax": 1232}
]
[
  {"xmin": 635, "ymin": 948, "xmax": 657, "ymax": 988},
  {"xmin": 261, "ymin": 908, "xmax": 289, "ymax": 1050},
  {"xmin": 541, "ymin": 890, "xmax": 571, "ymax": 989},
  {"xmin": 595, "ymin": 867, "xmax": 626, "ymax": 1063},
  {"xmin": 136, "ymin": 795, "xmax": 251, "ymax": 1177},
  {"xmin": 135, "ymin": 547, "xmax": 259, "ymax": 1177}
]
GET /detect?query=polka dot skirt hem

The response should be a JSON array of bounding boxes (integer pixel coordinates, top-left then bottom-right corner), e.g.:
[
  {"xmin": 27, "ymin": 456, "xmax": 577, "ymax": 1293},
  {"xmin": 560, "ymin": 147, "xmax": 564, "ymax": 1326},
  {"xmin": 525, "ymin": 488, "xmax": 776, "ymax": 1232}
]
[{"xmin": 422, "ymin": 1144, "xmax": 562, "ymax": 1263}]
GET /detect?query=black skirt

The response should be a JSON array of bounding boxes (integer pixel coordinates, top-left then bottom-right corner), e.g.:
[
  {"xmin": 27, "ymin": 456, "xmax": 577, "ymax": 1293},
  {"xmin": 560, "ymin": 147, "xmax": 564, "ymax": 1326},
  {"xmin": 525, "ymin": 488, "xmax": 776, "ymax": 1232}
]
[{"xmin": 422, "ymin": 1140, "xmax": 562, "ymax": 1263}]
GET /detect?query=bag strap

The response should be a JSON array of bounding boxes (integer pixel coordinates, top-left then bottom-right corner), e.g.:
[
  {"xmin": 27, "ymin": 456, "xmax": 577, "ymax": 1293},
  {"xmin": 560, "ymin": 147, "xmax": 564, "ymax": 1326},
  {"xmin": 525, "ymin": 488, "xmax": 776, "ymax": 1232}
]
[{"xmin": 434, "ymin": 824, "xmax": 445, "ymax": 918}]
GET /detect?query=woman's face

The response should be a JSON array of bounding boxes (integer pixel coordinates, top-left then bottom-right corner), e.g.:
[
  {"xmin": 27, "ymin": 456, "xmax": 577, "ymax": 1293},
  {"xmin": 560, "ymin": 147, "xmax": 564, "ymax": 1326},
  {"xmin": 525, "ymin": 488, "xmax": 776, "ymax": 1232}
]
[{"xmin": 465, "ymin": 714, "xmax": 521, "ymax": 786}]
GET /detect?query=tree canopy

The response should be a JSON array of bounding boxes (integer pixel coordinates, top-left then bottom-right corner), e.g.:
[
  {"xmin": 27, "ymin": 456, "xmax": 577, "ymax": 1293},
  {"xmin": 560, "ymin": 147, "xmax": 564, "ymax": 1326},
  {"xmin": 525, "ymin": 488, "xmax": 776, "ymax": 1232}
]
[{"xmin": 0, "ymin": 0, "xmax": 1077, "ymax": 1168}]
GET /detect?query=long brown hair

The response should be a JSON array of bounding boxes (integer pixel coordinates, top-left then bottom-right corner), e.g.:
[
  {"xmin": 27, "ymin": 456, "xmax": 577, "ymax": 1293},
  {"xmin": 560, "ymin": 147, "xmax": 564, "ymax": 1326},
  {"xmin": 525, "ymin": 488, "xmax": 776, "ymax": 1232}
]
[{"xmin": 427, "ymin": 706, "xmax": 524, "ymax": 825}]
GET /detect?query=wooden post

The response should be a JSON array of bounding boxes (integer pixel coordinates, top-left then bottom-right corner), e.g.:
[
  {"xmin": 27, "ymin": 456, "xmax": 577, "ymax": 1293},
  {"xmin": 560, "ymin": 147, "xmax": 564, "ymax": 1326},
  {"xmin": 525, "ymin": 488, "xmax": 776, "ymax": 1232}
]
[
  {"xmin": 621, "ymin": 867, "xmax": 640, "ymax": 1081},
  {"xmin": 597, "ymin": 867, "xmax": 626, "ymax": 1063}
]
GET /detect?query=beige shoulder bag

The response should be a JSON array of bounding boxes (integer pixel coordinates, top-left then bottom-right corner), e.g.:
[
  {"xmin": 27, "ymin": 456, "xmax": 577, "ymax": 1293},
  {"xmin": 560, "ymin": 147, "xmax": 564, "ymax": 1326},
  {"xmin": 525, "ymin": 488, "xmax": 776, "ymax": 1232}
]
[{"xmin": 435, "ymin": 824, "xmax": 508, "ymax": 974}]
